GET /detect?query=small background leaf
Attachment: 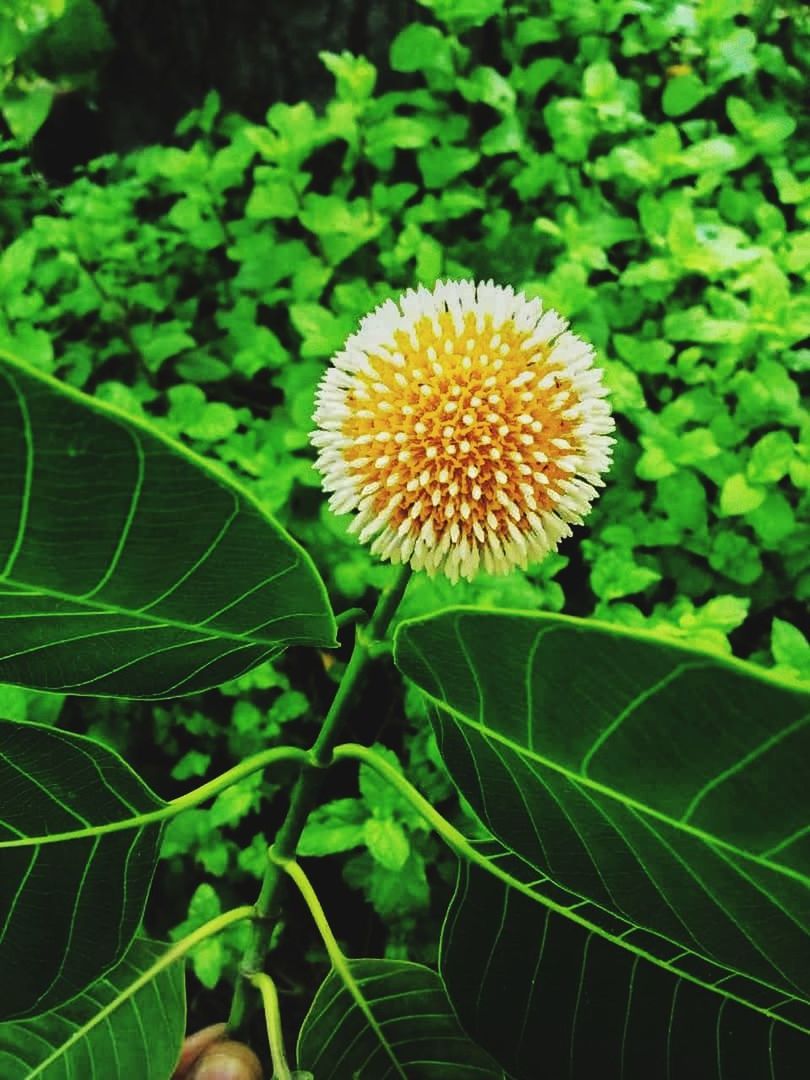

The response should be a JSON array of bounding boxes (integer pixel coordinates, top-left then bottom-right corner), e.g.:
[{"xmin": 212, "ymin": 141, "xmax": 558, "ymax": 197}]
[{"xmin": 364, "ymin": 817, "xmax": 410, "ymax": 871}]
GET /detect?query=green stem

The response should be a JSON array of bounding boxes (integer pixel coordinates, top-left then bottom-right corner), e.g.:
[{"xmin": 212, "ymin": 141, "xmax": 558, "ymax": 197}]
[
  {"xmin": 227, "ymin": 565, "xmax": 412, "ymax": 1033},
  {"xmin": 31, "ymin": 906, "xmax": 255, "ymax": 1075},
  {"xmin": 248, "ymin": 972, "xmax": 292, "ymax": 1080},
  {"xmin": 0, "ymin": 746, "xmax": 311, "ymax": 849},
  {"xmin": 273, "ymin": 853, "xmax": 406, "ymax": 1080},
  {"xmin": 169, "ymin": 747, "xmax": 311, "ymax": 811},
  {"xmin": 332, "ymin": 742, "xmax": 482, "ymax": 862},
  {"xmin": 335, "ymin": 606, "xmax": 367, "ymax": 630},
  {"xmin": 365, "ymin": 564, "xmax": 413, "ymax": 641},
  {"xmin": 333, "ymin": 742, "xmax": 554, "ymax": 906}
]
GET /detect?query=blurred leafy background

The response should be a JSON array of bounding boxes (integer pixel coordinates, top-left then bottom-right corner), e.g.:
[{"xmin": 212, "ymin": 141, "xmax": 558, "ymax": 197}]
[{"xmin": 1, "ymin": 0, "xmax": 808, "ymax": 1039}]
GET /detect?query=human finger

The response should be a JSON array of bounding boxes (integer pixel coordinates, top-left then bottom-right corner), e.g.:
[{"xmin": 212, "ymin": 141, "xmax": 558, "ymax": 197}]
[
  {"xmin": 186, "ymin": 1039, "xmax": 262, "ymax": 1080},
  {"xmin": 171, "ymin": 1024, "xmax": 227, "ymax": 1079}
]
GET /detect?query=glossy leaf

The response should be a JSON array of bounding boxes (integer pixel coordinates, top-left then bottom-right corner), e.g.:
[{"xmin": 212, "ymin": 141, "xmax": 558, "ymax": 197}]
[
  {"xmin": 395, "ymin": 609, "xmax": 810, "ymax": 1062},
  {"xmin": 442, "ymin": 852, "xmax": 810, "ymax": 1079},
  {"xmin": 0, "ymin": 720, "xmax": 166, "ymax": 1020},
  {"xmin": 296, "ymin": 958, "xmax": 505, "ymax": 1079},
  {"xmin": 0, "ymin": 354, "xmax": 336, "ymax": 698},
  {"xmin": 0, "ymin": 937, "xmax": 185, "ymax": 1079}
]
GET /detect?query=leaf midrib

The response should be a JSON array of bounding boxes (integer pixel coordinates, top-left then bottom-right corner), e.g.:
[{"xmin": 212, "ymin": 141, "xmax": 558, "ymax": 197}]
[
  {"xmin": 0, "ymin": 573, "xmax": 326, "ymax": 652},
  {"xmin": 448, "ymin": 844, "xmax": 810, "ymax": 1037},
  {"xmin": 422, "ymin": 688, "xmax": 810, "ymax": 891}
]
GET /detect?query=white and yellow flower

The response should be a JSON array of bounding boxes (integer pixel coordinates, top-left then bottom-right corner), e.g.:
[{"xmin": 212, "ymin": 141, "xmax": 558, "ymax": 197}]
[{"xmin": 311, "ymin": 280, "xmax": 615, "ymax": 582}]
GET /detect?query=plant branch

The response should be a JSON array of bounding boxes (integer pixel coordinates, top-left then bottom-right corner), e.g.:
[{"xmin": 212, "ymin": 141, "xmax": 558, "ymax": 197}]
[
  {"xmin": 0, "ymin": 745, "xmax": 311, "ymax": 849},
  {"xmin": 169, "ymin": 746, "xmax": 311, "ymax": 812},
  {"xmin": 334, "ymin": 606, "xmax": 367, "ymax": 629},
  {"xmin": 332, "ymin": 741, "xmax": 482, "ymax": 861},
  {"xmin": 272, "ymin": 853, "xmax": 406, "ymax": 1080},
  {"xmin": 333, "ymin": 741, "xmax": 579, "ymax": 904},
  {"xmin": 333, "ymin": 740, "xmax": 593, "ymax": 902},
  {"xmin": 247, "ymin": 971, "xmax": 293, "ymax": 1080},
  {"xmin": 227, "ymin": 565, "xmax": 412, "ymax": 1033}
]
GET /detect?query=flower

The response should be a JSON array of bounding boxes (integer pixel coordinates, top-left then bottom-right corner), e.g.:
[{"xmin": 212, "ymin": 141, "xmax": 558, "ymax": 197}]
[{"xmin": 311, "ymin": 280, "xmax": 615, "ymax": 583}]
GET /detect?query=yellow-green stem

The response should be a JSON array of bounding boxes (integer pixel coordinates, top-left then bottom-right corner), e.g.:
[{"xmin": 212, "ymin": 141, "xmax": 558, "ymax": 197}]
[
  {"xmin": 272, "ymin": 853, "xmax": 406, "ymax": 1080},
  {"xmin": 248, "ymin": 972, "xmax": 292, "ymax": 1080},
  {"xmin": 0, "ymin": 746, "xmax": 311, "ymax": 849}
]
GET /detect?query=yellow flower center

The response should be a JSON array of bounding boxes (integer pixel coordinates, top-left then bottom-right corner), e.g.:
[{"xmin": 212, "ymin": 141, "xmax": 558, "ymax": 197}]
[{"xmin": 340, "ymin": 310, "xmax": 578, "ymax": 546}]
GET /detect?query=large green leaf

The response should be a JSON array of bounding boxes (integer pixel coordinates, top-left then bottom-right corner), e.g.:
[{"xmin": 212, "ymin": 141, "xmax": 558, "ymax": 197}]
[
  {"xmin": 296, "ymin": 958, "xmax": 505, "ymax": 1079},
  {"xmin": 0, "ymin": 354, "xmax": 336, "ymax": 698},
  {"xmin": 394, "ymin": 609, "xmax": 810, "ymax": 1063},
  {"xmin": 0, "ymin": 720, "xmax": 166, "ymax": 1020},
  {"xmin": 441, "ymin": 851, "xmax": 810, "ymax": 1080},
  {"xmin": 0, "ymin": 937, "xmax": 185, "ymax": 1079}
]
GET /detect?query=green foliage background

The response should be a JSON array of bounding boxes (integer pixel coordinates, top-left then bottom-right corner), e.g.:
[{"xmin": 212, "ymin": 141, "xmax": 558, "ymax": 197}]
[{"xmin": 1, "ymin": 0, "xmax": 808, "ymax": 1034}]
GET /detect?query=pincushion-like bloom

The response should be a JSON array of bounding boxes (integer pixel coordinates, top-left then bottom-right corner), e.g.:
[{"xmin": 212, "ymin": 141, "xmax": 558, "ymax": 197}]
[{"xmin": 311, "ymin": 280, "xmax": 615, "ymax": 582}]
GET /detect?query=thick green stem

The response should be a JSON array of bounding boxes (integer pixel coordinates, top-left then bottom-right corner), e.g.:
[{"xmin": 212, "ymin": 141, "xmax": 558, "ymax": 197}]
[
  {"xmin": 334, "ymin": 606, "xmax": 367, "ymax": 630},
  {"xmin": 227, "ymin": 566, "xmax": 411, "ymax": 1032},
  {"xmin": 332, "ymin": 742, "xmax": 481, "ymax": 861}
]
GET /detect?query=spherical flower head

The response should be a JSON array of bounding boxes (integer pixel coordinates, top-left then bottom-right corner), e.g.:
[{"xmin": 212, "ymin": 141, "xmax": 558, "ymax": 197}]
[{"xmin": 311, "ymin": 280, "xmax": 615, "ymax": 583}]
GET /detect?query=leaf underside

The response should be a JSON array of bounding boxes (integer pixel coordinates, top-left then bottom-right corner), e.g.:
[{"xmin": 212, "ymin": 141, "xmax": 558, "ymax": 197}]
[
  {"xmin": 0, "ymin": 720, "xmax": 166, "ymax": 1020},
  {"xmin": 0, "ymin": 356, "xmax": 336, "ymax": 699},
  {"xmin": 394, "ymin": 608, "xmax": 810, "ymax": 1076}
]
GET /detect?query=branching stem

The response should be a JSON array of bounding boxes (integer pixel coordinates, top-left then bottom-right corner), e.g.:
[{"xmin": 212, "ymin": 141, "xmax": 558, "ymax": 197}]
[
  {"xmin": 332, "ymin": 741, "xmax": 483, "ymax": 863},
  {"xmin": 227, "ymin": 566, "xmax": 412, "ymax": 1032}
]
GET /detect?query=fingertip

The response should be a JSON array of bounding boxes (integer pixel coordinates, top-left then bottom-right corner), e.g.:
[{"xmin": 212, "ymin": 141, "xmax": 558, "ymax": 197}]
[
  {"xmin": 172, "ymin": 1023, "xmax": 228, "ymax": 1078},
  {"xmin": 191, "ymin": 1041, "xmax": 263, "ymax": 1080}
]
